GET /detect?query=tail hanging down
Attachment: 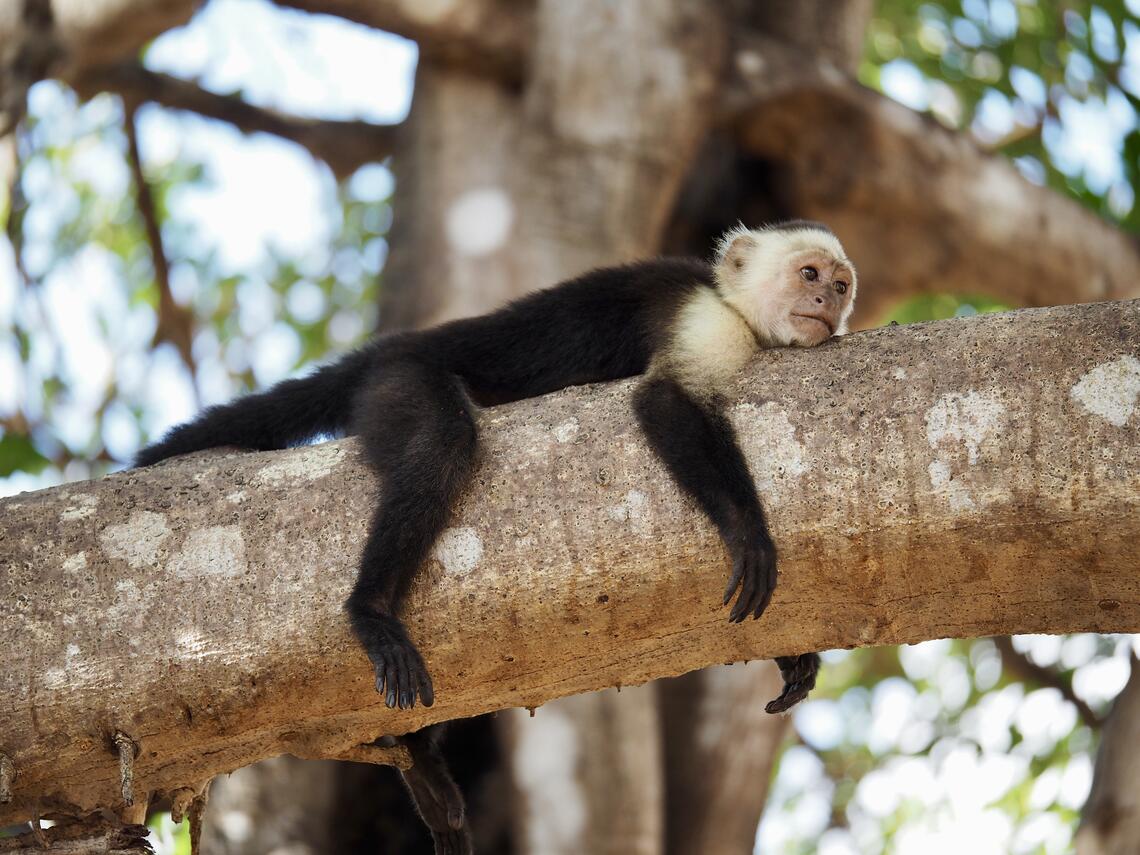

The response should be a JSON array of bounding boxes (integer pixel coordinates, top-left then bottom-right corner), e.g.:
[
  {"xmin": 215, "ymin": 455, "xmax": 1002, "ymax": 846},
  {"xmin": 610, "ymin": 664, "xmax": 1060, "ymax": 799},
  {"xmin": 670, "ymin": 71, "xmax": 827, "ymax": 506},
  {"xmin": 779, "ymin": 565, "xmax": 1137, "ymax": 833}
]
[{"xmin": 136, "ymin": 346, "xmax": 378, "ymax": 467}]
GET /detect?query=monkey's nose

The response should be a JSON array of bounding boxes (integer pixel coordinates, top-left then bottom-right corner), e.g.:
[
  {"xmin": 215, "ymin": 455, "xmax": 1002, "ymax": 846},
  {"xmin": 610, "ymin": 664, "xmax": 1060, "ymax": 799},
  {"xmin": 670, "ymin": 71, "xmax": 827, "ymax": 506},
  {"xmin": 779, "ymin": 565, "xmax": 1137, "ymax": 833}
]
[{"xmin": 814, "ymin": 296, "xmax": 824, "ymax": 304}]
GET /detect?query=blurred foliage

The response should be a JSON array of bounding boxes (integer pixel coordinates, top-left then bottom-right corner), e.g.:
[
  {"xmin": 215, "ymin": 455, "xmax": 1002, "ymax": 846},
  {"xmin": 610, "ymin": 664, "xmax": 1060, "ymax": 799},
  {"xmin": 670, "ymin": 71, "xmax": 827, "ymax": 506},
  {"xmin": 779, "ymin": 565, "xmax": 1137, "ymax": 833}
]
[
  {"xmin": 763, "ymin": 635, "xmax": 1129, "ymax": 853},
  {"xmin": 147, "ymin": 813, "xmax": 191, "ymax": 855},
  {"xmin": 1, "ymin": 85, "xmax": 386, "ymax": 489},
  {"xmin": 882, "ymin": 292, "xmax": 1011, "ymax": 323},
  {"xmin": 862, "ymin": 0, "xmax": 1140, "ymax": 229}
]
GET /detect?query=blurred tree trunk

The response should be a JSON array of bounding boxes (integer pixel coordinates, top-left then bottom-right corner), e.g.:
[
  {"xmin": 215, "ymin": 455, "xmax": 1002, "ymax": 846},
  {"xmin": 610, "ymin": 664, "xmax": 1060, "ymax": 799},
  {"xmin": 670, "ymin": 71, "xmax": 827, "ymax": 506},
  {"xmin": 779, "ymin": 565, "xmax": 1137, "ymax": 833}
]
[{"xmin": 1077, "ymin": 657, "xmax": 1140, "ymax": 855}]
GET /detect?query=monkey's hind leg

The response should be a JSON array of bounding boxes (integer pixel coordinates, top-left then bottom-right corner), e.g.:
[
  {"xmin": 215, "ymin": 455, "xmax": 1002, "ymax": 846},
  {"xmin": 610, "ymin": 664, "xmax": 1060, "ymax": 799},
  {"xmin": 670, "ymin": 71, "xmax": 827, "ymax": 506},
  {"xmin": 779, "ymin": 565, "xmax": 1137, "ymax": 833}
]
[
  {"xmin": 346, "ymin": 363, "xmax": 478, "ymax": 710},
  {"xmin": 398, "ymin": 726, "xmax": 474, "ymax": 855},
  {"xmin": 764, "ymin": 653, "xmax": 821, "ymax": 713}
]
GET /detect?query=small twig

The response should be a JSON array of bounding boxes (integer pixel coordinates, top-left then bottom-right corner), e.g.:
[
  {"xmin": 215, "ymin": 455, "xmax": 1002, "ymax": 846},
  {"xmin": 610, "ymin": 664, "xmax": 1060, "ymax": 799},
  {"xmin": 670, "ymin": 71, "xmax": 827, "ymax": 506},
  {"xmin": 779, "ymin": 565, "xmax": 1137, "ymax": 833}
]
[
  {"xmin": 112, "ymin": 731, "xmax": 139, "ymax": 806},
  {"xmin": 123, "ymin": 105, "xmax": 199, "ymax": 393},
  {"xmin": 187, "ymin": 783, "xmax": 210, "ymax": 855},
  {"xmin": 994, "ymin": 636, "xmax": 1101, "ymax": 729},
  {"xmin": 0, "ymin": 752, "xmax": 14, "ymax": 803},
  {"xmin": 86, "ymin": 63, "xmax": 399, "ymax": 178}
]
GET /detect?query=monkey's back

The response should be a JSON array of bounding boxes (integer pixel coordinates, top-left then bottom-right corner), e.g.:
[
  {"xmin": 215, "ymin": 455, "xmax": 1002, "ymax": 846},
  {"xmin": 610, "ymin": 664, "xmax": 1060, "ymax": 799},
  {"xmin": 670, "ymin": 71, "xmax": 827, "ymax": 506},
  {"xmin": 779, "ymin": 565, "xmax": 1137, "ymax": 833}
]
[{"xmin": 408, "ymin": 257, "xmax": 714, "ymax": 406}]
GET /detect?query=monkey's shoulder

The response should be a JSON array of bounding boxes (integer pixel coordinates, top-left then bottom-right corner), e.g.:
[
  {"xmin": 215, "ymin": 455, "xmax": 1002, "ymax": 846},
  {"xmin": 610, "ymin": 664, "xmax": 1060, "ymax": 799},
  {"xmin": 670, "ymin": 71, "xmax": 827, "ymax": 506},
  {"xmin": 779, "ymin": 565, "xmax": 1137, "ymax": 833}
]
[{"xmin": 658, "ymin": 287, "xmax": 759, "ymax": 395}]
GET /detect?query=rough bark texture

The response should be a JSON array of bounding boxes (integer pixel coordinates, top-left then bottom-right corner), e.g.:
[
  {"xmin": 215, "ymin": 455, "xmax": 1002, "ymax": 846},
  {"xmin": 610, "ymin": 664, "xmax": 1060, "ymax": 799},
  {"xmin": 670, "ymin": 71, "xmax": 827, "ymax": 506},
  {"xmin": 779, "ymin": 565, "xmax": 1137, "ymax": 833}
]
[
  {"xmin": 1077, "ymin": 656, "xmax": 1140, "ymax": 855},
  {"xmin": 2, "ymin": 300, "xmax": 1138, "ymax": 827}
]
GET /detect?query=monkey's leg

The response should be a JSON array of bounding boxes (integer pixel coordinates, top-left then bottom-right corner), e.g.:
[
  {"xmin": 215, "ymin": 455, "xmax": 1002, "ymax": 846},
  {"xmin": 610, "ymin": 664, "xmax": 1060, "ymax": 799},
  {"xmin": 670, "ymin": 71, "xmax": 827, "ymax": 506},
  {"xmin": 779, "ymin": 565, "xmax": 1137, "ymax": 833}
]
[
  {"xmin": 634, "ymin": 375, "xmax": 776, "ymax": 623},
  {"xmin": 395, "ymin": 725, "xmax": 474, "ymax": 855},
  {"xmin": 346, "ymin": 363, "xmax": 478, "ymax": 709},
  {"xmin": 765, "ymin": 653, "xmax": 821, "ymax": 714}
]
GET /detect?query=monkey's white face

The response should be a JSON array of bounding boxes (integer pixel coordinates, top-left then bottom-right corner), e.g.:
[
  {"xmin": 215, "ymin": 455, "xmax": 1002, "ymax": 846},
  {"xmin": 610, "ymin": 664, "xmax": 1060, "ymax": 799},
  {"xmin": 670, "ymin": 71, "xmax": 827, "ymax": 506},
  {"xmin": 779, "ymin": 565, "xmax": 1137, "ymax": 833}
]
[{"xmin": 715, "ymin": 225, "xmax": 857, "ymax": 348}]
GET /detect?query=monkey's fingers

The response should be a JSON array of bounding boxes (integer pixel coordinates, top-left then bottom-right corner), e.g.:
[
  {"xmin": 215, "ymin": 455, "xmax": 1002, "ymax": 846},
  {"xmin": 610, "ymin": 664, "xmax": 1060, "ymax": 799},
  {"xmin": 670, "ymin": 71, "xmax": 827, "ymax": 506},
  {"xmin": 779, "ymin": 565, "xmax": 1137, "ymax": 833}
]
[
  {"xmin": 418, "ymin": 669, "xmax": 436, "ymax": 707},
  {"xmin": 751, "ymin": 549, "xmax": 778, "ymax": 620},
  {"xmin": 729, "ymin": 556, "xmax": 759, "ymax": 623},
  {"xmin": 396, "ymin": 650, "xmax": 415, "ymax": 710},
  {"xmin": 723, "ymin": 557, "xmax": 745, "ymax": 606},
  {"xmin": 383, "ymin": 661, "xmax": 400, "ymax": 708}
]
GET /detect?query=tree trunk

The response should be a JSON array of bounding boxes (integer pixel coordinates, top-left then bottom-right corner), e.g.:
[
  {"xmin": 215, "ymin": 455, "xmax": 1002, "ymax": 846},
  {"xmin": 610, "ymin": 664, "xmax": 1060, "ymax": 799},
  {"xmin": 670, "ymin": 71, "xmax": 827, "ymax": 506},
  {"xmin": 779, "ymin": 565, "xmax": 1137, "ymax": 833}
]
[
  {"xmin": 2, "ymin": 300, "xmax": 1138, "ymax": 830},
  {"xmin": 660, "ymin": 663, "xmax": 790, "ymax": 855},
  {"xmin": 1077, "ymin": 656, "xmax": 1140, "ymax": 855}
]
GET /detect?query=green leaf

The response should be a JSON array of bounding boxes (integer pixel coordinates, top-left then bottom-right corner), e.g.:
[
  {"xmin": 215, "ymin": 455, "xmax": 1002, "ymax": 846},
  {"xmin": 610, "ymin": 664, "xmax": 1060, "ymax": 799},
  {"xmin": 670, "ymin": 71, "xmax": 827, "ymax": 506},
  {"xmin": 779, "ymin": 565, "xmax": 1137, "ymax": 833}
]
[{"xmin": 0, "ymin": 433, "xmax": 51, "ymax": 477}]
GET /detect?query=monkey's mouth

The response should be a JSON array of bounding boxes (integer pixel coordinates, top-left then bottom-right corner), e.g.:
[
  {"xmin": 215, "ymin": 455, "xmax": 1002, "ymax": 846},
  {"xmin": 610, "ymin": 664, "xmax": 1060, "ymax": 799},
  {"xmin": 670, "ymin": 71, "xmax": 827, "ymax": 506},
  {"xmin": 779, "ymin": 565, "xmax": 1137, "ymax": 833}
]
[{"xmin": 792, "ymin": 314, "xmax": 834, "ymax": 336}]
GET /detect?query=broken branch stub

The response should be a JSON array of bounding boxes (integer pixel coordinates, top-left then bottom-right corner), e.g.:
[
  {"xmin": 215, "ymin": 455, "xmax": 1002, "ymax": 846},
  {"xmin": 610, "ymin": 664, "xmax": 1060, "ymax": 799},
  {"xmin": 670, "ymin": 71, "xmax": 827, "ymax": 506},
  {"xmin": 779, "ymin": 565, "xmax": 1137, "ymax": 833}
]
[{"xmin": 1, "ymin": 300, "xmax": 1138, "ymax": 824}]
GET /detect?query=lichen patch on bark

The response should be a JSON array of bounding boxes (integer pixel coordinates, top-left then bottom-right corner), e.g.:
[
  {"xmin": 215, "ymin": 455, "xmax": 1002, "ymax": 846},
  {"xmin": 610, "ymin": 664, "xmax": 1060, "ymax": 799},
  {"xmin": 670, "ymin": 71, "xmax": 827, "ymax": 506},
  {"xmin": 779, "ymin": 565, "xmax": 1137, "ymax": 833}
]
[
  {"xmin": 431, "ymin": 526, "xmax": 484, "ymax": 575},
  {"xmin": 99, "ymin": 511, "xmax": 172, "ymax": 568},
  {"xmin": 1070, "ymin": 356, "xmax": 1140, "ymax": 427},
  {"xmin": 254, "ymin": 443, "xmax": 343, "ymax": 486},
  {"xmin": 169, "ymin": 526, "xmax": 247, "ymax": 579},
  {"xmin": 731, "ymin": 402, "xmax": 810, "ymax": 495}
]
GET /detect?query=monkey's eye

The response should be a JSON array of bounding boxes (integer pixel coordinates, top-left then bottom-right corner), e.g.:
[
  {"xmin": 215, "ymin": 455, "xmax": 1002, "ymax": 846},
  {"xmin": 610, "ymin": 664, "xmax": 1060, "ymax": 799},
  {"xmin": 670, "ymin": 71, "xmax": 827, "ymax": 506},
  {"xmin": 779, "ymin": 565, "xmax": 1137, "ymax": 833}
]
[
  {"xmin": 800, "ymin": 266, "xmax": 818, "ymax": 282},
  {"xmin": 835, "ymin": 281, "xmax": 848, "ymax": 295},
  {"xmin": 733, "ymin": 257, "xmax": 745, "ymax": 270}
]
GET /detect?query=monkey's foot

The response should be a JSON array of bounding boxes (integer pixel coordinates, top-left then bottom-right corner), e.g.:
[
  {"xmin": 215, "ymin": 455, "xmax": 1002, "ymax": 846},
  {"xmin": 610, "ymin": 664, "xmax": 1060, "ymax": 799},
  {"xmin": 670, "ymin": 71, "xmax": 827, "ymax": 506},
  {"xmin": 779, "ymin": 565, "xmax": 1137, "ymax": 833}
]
[
  {"xmin": 723, "ymin": 534, "xmax": 778, "ymax": 623},
  {"xmin": 349, "ymin": 611, "xmax": 435, "ymax": 709},
  {"xmin": 765, "ymin": 653, "xmax": 821, "ymax": 714},
  {"xmin": 402, "ymin": 728, "xmax": 473, "ymax": 855}
]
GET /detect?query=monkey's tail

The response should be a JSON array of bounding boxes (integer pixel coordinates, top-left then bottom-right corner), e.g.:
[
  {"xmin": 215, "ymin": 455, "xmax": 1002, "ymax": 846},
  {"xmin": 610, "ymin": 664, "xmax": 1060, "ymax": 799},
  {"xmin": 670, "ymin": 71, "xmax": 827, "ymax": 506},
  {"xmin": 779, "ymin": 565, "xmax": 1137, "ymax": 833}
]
[{"xmin": 135, "ymin": 345, "xmax": 379, "ymax": 467}]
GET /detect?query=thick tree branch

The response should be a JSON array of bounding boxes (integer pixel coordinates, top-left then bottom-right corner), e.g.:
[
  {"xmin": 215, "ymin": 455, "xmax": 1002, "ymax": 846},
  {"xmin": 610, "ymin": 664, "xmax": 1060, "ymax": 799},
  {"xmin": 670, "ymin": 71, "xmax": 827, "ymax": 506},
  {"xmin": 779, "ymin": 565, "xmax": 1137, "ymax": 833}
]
[
  {"xmin": 84, "ymin": 64, "xmax": 398, "ymax": 179},
  {"xmin": 2, "ymin": 300, "xmax": 1139, "ymax": 826},
  {"xmin": 0, "ymin": 0, "xmax": 532, "ymax": 97},
  {"xmin": 721, "ymin": 35, "xmax": 1140, "ymax": 324},
  {"xmin": 271, "ymin": 0, "xmax": 532, "ymax": 86}
]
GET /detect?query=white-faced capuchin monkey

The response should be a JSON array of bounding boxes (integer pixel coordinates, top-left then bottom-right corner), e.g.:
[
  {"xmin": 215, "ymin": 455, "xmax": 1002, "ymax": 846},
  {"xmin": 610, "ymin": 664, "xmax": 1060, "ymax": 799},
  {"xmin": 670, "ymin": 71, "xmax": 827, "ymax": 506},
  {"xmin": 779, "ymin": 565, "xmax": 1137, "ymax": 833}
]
[{"xmin": 137, "ymin": 220, "xmax": 857, "ymax": 854}]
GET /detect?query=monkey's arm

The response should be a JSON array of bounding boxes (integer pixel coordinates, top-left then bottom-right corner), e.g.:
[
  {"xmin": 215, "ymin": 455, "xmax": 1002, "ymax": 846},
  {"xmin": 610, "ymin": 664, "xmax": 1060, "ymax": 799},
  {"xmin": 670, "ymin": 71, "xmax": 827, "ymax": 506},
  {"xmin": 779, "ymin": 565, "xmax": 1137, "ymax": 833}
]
[
  {"xmin": 633, "ymin": 374, "xmax": 819, "ymax": 711},
  {"xmin": 633, "ymin": 375, "xmax": 775, "ymax": 622}
]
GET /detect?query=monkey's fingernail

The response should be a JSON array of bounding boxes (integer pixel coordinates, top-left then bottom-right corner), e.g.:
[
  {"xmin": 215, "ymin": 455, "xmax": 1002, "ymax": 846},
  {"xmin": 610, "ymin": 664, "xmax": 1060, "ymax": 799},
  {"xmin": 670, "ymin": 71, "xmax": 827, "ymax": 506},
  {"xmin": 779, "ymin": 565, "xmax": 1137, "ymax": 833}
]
[{"xmin": 386, "ymin": 687, "xmax": 397, "ymax": 707}]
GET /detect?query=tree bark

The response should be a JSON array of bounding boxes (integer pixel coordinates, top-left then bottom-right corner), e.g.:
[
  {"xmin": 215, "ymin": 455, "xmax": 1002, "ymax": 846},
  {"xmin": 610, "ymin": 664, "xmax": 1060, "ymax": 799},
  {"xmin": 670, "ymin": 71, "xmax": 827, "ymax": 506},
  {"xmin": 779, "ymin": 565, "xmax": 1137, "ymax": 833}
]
[{"xmin": 2, "ymin": 299, "xmax": 1138, "ymax": 827}]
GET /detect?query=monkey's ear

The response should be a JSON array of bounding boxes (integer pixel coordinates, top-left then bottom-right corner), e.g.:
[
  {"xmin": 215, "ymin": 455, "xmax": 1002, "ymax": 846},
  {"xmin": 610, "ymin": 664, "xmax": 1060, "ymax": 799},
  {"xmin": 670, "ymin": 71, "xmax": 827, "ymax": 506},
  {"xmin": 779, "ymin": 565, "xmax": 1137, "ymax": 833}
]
[{"xmin": 720, "ymin": 232, "xmax": 758, "ymax": 272}]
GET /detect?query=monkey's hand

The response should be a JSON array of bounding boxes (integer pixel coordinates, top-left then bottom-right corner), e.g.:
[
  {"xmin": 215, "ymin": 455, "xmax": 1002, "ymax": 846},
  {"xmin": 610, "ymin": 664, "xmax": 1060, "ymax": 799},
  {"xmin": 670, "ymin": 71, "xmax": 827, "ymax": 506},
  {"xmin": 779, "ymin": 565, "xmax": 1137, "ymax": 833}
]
[
  {"xmin": 765, "ymin": 653, "xmax": 820, "ymax": 714},
  {"xmin": 722, "ymin": 527, "xmax": 778, "ymax": 623},
  {"xmin": 400, "ymin": 730, "xmax": 475, "ymax": 855},
  {"xmin": 348, "ymin": 610, "xmax": 435, "ymax": 709}
]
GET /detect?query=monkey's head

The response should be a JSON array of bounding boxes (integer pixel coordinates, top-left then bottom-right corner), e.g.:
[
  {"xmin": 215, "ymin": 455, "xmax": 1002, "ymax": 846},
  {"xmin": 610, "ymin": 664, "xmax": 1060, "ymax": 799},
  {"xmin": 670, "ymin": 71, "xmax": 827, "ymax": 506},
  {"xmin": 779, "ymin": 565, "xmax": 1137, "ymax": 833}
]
[{"xmin": 714, "ymin": 221, "xmax": 857, "ymax": 347}]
